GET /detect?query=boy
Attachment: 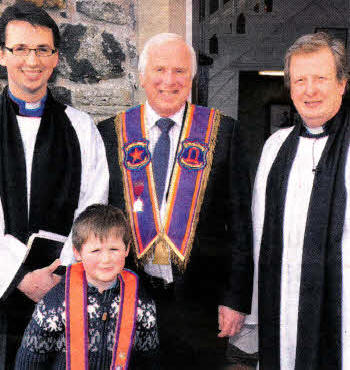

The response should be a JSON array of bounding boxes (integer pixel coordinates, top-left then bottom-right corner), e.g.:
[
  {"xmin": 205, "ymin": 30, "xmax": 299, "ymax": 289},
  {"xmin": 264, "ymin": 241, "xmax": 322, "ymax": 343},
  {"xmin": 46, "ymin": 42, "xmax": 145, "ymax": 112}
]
[{"xmin": 15, "ymin": 204, "xmax": 159, "ymax": 369}]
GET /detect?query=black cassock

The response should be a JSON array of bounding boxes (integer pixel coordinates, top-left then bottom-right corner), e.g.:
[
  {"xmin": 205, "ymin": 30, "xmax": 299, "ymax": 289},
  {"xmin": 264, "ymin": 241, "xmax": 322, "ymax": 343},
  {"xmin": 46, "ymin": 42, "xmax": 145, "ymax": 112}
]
[{"xmin": 0, "ymin": 87, "xmax": 81, "ymax": 367}]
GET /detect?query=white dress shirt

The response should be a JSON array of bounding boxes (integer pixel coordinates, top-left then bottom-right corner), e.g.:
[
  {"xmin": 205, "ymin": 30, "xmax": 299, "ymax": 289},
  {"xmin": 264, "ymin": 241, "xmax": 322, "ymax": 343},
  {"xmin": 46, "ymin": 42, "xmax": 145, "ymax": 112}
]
[{"xmin": 143, "ymin": 101, "xmax": 185, "ymax": 283}]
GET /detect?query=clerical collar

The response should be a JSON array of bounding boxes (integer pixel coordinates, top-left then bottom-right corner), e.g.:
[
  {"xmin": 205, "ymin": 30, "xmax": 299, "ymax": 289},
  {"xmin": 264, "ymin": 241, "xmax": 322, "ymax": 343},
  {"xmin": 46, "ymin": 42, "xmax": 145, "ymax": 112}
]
[
  {"xmin": 300, "ymin": 116, "xmax": 334, "ymax": 139},
  {"xmin": 8, "ymin": 89, "xmax": 47, "ymax": 117}
]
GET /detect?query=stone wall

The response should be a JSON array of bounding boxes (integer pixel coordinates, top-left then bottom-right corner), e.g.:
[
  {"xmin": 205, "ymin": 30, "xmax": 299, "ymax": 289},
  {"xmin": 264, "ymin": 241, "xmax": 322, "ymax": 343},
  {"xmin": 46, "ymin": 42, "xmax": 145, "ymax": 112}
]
[{"xmin": 0, "ymin": 0, "xmax": 138, "ymax": 122}]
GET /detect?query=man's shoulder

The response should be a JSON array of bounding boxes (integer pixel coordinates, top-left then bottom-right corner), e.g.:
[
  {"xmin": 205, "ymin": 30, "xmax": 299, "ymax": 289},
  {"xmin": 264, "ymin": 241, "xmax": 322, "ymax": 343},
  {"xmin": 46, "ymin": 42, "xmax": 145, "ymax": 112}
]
[
  {"xmin": 265, "ymin": 126, "xmax": 294, "ymax": 148},
  {"xmin": 342, "ymin": 106, "xmax": 350, "ymax": 115},
  {"xmin": 48, "ymin": 91, "xmax": 91, "ymax": 123},
  {"xmin": 98, "ymin": 115, "xmax": 116, "ymax": 131},
  {"xmin": 64, "ymin": 104, "xmax": 93, "ymax": 124},
  {"xmin": 97, "ymin": 116, "xmax": 118, "ymax": 145},
  {"xmin": 216, "ymin": 111, "xmax": 237, "ymax": 136},
  {"xmin": 259, "ymin": 126, "xmax": 294, "ymax": 165},
  {"xmin": 97, "ymin": 107, "xmax": 141, "ymax": 141},
  {"xmin": 219, "ymin": 113, "xmax": 236, "ymax": 131},
  {"xmin": 98, "ymin": 106, "xmax": 142, "ymax": 129},
  {"xmin": 62, "ymin": 105, "xmax": 103, "ymax": 146},
  {"xmin": 97, "ymin": 104, "xmax": 237, "ymax": 136},
  {"xmin": 192, "ymin": 104, "xmax": 236, "ymax": 130}
]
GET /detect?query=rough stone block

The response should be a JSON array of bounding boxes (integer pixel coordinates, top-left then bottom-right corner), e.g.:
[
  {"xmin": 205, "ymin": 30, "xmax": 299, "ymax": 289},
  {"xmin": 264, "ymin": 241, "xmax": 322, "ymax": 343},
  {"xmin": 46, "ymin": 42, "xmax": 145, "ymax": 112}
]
[
  {"xmin": 73, "ymin": 82, "xmax": 133, "ymax": 108},
  {"xmin": 49, "ymin": 85, "xmax": 72, "ymax": 105},
  {"xmin": 126, "ymin": 39, "xmax": 138, "ymax": 68},
  {"xmin": 24, "ymin": 0, "xmax": 66, "ymax": 9},
  {"xmin": 101, "ymin": 32, "xmax": 125, "ymax": 75},
  {"xmin": 76, "ymin": 0, "xmax": 131, "ymax": 25},
  {"xmin": 59, "ymin": 24, "xmax": 126, "ymax": 83}
]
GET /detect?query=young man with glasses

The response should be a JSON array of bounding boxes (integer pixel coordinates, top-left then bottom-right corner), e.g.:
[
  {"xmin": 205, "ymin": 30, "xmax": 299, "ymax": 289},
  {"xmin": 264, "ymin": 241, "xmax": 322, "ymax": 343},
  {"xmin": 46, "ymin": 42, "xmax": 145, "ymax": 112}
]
[{"xmin": 0, "ymin": 1, "xmax": 108, "ymax": 367}]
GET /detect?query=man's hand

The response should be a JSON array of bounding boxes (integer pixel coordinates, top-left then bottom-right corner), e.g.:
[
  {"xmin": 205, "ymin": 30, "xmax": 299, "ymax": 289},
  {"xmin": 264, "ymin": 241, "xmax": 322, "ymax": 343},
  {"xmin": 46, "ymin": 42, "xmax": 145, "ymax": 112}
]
[
  {"xmin": 17, "ymin": 259, "xmax": 62, "ymax": 302},
  {"xmin": 218, "ymin": 305, "xmax": 245, "ymax": 338}
]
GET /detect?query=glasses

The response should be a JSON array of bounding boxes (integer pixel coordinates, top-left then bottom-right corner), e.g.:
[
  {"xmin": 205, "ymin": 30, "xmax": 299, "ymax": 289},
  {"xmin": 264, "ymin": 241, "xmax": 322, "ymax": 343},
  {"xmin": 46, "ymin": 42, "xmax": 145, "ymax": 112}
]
[{"xmin": 4, "ymin": 45, "xmax": 57, "ymax": 57}]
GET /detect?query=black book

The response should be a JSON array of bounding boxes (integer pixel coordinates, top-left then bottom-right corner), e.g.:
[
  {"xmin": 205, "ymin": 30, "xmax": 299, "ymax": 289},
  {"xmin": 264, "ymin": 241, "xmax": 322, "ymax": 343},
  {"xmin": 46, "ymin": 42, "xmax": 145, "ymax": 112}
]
[{"xmin": 25, "ymin": 231, "xmax": 67, "ymax": 274}]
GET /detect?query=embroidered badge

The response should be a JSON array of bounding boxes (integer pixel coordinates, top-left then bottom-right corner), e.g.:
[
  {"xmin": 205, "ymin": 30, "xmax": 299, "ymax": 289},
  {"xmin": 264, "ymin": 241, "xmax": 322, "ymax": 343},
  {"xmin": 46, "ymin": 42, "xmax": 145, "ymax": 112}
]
[
  {"xmin": 133, "ymin": 181, "xmax": 144, "ymax": 213},
  {"xmin": 123, "ymin": 140, "xmax": 151, "ymax": 170},
  {"xmin": 178, "ymin": 139, "xmax": 208, "ymax": 171}
]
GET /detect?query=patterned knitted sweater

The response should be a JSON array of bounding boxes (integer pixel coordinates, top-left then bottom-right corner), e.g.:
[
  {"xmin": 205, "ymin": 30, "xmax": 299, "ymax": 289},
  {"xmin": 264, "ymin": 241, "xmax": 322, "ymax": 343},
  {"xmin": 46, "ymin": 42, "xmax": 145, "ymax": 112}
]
[{"xmin": 15, "ymin": 275, "xmax": 160, "ymax": 370}]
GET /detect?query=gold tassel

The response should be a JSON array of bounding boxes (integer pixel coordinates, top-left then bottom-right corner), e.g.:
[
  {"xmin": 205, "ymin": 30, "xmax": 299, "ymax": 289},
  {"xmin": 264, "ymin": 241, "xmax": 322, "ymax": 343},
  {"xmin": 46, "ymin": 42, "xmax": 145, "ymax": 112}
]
[{"xmin": 153, "ymin": 240, "xmax": 170, "ymax": 265}]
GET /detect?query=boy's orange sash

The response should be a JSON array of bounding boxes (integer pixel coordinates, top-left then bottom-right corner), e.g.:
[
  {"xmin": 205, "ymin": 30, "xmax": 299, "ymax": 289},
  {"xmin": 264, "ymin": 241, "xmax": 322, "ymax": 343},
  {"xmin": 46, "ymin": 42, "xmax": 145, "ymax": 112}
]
[{"xmin": 65, "ymin": 263, "xmax": 139, "ymax": 370}]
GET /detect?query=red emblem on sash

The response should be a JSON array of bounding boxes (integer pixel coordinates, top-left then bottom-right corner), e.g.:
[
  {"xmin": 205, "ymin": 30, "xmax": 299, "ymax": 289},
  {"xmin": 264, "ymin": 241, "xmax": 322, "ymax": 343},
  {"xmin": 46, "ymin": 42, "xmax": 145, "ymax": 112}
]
[
  {"xmin": 178, "ymin": 139, "xmax": 208, "ymax": 170},
  {"xmin": 123, "ymin": 139, "xmax": 151, "ymax": 170}
]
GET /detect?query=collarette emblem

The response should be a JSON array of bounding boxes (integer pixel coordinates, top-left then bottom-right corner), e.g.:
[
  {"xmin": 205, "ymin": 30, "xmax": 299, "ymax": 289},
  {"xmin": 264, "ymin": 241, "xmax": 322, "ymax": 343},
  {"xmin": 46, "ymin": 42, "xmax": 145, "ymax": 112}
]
[
  {"xmin": 178, "ymin": 139, "xmax": 208, "ymax": 171},
  {"xmin": 123, "ymin": 139, "xmax": 151, "ymax": 170}
]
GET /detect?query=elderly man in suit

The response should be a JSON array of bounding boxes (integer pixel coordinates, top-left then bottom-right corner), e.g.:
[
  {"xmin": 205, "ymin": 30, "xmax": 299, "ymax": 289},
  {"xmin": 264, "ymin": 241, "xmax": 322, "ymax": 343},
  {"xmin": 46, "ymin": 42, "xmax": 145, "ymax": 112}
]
[{"xmin": 98, "ymin": 33, "xmax": 253, "ymax": 369}]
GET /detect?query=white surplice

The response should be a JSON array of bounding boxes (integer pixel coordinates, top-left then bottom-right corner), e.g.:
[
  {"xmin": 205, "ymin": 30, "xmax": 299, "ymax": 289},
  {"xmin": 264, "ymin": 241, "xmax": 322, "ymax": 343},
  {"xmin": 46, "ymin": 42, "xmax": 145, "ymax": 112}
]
[
  {"xmin": 0, "ymin": 105, "xmax": 109, "ymax": 298},
  {"xmin": 246, "ymin": 126, "xmax": 350, "ymax": 369}
]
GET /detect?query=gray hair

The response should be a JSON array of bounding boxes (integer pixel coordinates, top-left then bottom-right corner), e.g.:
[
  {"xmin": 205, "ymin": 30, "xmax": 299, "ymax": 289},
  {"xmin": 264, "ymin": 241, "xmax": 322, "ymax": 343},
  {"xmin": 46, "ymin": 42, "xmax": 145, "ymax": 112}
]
[
  {"xmin": 138, "ymin": 33, "xmax": 197, "ymax": 79},
  {"xmin": 284, "ymin": 32, "xmax": 348, "ymax": 89}
]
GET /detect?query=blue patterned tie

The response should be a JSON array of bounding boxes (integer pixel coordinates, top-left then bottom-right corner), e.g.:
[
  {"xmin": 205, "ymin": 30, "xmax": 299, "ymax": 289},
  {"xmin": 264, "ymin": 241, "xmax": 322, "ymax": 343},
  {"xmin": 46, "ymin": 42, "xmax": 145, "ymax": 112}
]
[{"xmin": 153, "ymin": 118, "xmax": 175, "ymax": 204}]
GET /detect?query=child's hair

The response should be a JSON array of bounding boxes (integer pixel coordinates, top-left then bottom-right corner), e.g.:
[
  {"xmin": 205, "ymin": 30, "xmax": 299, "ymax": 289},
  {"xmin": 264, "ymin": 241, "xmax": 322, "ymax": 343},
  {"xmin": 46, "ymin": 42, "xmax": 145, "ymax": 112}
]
[{"xmin": 72, "ymin": 204, "xmax": 131, "ymax": 252}]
